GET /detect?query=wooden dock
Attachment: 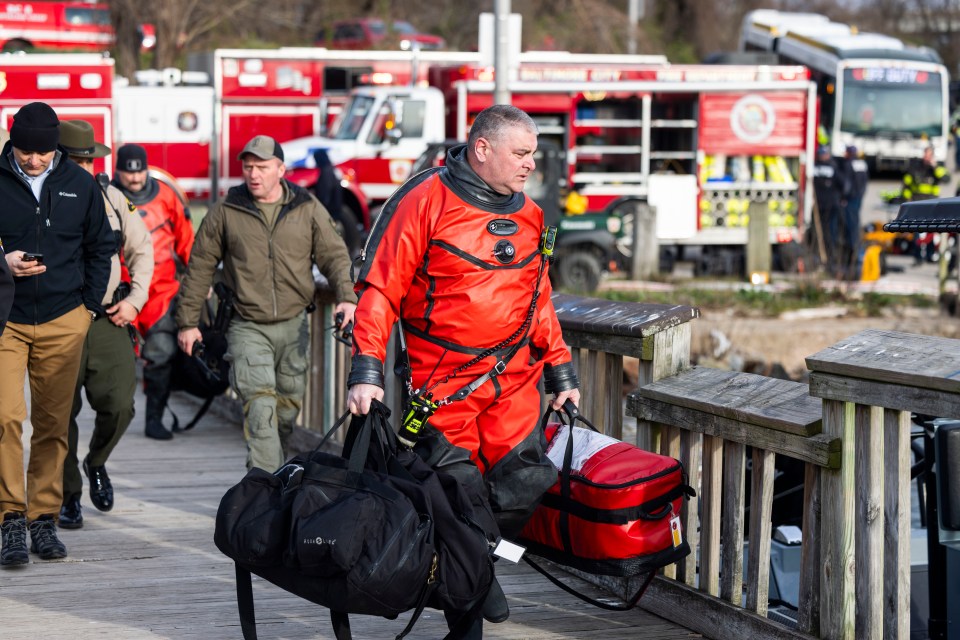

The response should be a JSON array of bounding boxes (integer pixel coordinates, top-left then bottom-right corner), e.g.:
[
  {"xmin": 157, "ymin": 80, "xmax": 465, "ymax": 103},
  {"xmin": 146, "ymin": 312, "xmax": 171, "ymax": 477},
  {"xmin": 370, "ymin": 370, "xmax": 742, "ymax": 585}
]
[{"xmin": 1, "ymin": 387, "xmax": 700, "ymax": 640}]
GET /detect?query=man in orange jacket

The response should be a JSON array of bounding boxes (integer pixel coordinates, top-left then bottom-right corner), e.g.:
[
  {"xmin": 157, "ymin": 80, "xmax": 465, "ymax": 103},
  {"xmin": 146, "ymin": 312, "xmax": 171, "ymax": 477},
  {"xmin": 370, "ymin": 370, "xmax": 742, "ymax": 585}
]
[
  {"xmin": 113, "ymin": 144, "xmax": 194, "ymax": 440},
  {"xmin": 347, "ymin": 104, "xmax": 580, "ymax": 635}
]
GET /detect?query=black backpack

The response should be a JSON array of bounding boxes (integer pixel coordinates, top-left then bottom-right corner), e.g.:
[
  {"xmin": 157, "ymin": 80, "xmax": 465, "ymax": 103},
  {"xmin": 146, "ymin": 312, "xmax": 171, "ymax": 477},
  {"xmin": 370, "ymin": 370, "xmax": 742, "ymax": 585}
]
[
  {"xmin": 214, "ymin": 402, "xmax": 496, "ymax": 639},
  {"xmin": 169, "ymin": 282, "xmax": 233, "ymax": 430}
]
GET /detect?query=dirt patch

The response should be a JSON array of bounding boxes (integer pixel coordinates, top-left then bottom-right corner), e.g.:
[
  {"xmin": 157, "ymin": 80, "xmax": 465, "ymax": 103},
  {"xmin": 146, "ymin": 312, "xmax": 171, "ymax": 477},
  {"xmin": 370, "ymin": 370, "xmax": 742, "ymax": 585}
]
[{"xmin": 689, "ymin": 306, "xmax": 960, "ymax": 380}]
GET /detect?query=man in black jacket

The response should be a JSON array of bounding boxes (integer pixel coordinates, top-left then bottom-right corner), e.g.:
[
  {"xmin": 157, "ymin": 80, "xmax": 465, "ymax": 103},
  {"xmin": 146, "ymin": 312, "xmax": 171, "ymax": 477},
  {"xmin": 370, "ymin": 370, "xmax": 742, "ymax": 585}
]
[{"xmin": 0, "ymin": 102, "xmax": 114, "ymax": 566}]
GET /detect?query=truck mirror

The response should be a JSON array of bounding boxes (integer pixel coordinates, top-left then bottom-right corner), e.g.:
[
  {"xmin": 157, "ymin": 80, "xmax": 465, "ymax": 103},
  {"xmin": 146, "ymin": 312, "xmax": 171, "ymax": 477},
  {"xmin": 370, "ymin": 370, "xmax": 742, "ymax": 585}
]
[{"xmin": 386, "ymin": 127, "xmax": 402, "ymax": 145}]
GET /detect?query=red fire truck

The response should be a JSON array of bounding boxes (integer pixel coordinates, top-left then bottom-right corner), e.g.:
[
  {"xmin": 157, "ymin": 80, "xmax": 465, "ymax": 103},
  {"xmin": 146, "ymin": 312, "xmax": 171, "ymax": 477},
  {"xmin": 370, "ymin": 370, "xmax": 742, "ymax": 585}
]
[
  {"xmin": 0, "ymin": 52, "xmax": 114, "ymax": 172},
  {"xmin": 280, "ymin": 61, "xmax": 816, "ymax": 275},
  {"xmin": 0, "ymin": 2, "xmax": 154, "ymax": 53}
]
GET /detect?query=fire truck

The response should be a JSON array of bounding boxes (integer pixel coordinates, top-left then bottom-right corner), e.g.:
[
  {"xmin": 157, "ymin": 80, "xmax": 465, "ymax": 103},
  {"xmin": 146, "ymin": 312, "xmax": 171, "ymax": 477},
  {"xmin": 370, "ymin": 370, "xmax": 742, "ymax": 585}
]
[
  {"xmin": 280, "ymin": 62, "xmax": 817, "ymax": 280},
  {"xmin": 0, "ymin": 2, "xmax": 154, "ymax": 53},
  {"xmin": 0, "ymin": 52, "xmax": 114, "ymax": 173}
]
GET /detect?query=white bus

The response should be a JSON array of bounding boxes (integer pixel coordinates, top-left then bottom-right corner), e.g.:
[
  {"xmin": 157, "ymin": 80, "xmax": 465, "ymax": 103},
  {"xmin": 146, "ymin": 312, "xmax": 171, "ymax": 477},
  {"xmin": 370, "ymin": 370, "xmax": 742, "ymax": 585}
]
[{"xmin": 740, "ymin": 9, "xmax": 949, "ymax": 172}]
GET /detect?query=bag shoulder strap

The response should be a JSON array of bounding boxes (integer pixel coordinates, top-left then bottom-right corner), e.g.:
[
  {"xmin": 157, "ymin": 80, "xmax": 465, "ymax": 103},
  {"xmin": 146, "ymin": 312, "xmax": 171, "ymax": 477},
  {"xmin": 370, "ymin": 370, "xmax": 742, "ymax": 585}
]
[
  {"xmin": 235, "ymin": 564, "xmax": 259, "ymax": 640},
  {"xmin": 522, "ymin": 554, "xmax": 655, "ymax": 611}
]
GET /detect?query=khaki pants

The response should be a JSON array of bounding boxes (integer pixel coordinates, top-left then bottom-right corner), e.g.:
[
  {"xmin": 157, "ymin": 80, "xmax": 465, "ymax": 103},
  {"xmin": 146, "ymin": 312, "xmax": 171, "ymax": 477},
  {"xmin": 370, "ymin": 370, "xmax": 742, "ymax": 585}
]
[
  {"xmin": 0, "ymin": 305, "xmax": 91, "ymax": 520},
  {"xmin": 227, "ymin": 312, "xmax": 309, "ymax": 472}
]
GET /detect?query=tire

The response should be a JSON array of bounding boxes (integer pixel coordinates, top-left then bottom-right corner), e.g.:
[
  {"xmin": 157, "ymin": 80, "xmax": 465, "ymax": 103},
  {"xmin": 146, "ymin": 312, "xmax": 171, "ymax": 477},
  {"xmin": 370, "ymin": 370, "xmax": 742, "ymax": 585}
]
[
  {"xmin": 553, "ymin": 251, "xmax": 603, "ymax": 293},
  {"xmin": 331, "ymin": 205, "xmax": 364, "ymax": 260},
  {"xmin": 3, "ymin": 39, "xmax": 30, "ymax": 52}
]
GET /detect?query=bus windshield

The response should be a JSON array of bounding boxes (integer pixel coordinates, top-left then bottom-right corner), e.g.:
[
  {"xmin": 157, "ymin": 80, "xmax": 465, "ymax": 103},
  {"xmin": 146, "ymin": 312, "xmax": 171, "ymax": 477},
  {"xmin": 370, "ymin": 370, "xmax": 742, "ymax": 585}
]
[
  {"xmin": 328, "ymin": 95, "xmax": 376, "ymax": 140},
  {"xmin": 839, "ymin": 68, "xmax": 943, "ymax": 139}
]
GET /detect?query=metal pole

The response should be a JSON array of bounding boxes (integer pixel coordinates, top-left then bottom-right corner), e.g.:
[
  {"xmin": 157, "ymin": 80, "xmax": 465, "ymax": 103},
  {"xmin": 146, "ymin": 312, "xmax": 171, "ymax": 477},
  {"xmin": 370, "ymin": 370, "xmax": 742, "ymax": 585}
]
[
  {"xmin": 494, "ymin": 0, "xmax": 511, "ymax": 105},
  {"xmin": 628, "ymin": 0, "xmax": 642, "ymax": 55}
]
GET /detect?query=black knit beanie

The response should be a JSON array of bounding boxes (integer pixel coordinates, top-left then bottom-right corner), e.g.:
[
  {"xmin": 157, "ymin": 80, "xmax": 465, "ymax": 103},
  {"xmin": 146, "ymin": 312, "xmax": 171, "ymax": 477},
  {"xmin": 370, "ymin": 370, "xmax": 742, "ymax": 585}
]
[
  {"xmin": 116, "ymin": 144, "xmax": 148, "ymax": 172},
  {"xmin": 10, "ymin": 102, "xmax": 60, "ymax": 152}
]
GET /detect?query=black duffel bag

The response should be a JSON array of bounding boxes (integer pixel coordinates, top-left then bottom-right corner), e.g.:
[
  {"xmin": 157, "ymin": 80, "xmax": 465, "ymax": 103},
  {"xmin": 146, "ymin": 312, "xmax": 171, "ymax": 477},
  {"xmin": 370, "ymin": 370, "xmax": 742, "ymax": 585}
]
[{"xmin": 214, "ymin": 401, "xmax": 495, "ymax": 639}]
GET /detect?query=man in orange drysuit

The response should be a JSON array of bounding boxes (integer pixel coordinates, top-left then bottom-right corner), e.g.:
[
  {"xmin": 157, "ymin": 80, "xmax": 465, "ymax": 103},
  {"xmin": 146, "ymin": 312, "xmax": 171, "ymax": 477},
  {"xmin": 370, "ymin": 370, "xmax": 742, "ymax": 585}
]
[
  {"xmin": 112, "ymin": 144, "xmax": 194, "ymax": 440},
  {"xmin": 346, "ymin": 104, "xmax": 580, "ymax": 635}
]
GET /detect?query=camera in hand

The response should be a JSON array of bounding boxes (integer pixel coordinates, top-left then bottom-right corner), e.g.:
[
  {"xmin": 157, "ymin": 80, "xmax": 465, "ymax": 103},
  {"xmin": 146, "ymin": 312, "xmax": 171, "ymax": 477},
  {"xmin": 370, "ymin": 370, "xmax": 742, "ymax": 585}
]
[{"xmin": 22, "ymin": 252, "xmax": 43, "ymax": 263}]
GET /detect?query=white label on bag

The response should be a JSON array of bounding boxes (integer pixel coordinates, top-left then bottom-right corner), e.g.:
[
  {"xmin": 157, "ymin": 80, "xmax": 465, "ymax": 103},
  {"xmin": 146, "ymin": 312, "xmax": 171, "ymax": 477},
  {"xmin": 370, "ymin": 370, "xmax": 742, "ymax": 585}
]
[
  {"xmin": 670, "ymin": 515, "xmax": 683, "ymax": 548},
  {"xmin": 493, "ymin": 538, "xmax": 526, "ymax": 563}
]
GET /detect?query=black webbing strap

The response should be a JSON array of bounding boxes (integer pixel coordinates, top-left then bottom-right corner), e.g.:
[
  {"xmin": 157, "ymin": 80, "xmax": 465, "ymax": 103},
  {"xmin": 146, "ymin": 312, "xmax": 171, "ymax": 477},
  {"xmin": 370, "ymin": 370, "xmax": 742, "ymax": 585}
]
[
  {"xmin": 235, "ymin": 564, "xmax": 258, "ymax": 640},
  {"xmin": 522, "ymin": 555, "xmax": 656, "ymax": 611},
  {"xmin": 330, "ymin": 611, "xmax": 352, "ymax": 640}
]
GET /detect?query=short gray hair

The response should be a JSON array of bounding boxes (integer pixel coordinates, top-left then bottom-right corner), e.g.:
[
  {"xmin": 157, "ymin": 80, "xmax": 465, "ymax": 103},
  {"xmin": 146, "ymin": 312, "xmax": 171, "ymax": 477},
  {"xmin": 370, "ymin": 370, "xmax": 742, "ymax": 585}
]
[{"xmin": 467, "ymin": 104, "xmax": 538, "ymax": 148}]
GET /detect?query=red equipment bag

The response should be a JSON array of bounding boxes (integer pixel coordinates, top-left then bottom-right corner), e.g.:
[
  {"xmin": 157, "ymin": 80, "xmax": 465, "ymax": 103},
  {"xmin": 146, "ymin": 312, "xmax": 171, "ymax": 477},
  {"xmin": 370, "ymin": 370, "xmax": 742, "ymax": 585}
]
[{"xmin": 519, "ymin": 404, "xmax": 694, "ymax": 579}]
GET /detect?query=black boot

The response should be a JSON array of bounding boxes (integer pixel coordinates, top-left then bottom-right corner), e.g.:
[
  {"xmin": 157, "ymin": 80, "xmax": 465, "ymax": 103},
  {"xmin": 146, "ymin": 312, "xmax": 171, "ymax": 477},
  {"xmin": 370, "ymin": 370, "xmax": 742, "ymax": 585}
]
[
  {"xmin": 145, "ymin": 384, "xmax": 173, "ymax": 440},
  {"xmin": 481, "ymin": 575, "xmax": 509, "ymax": 623}
]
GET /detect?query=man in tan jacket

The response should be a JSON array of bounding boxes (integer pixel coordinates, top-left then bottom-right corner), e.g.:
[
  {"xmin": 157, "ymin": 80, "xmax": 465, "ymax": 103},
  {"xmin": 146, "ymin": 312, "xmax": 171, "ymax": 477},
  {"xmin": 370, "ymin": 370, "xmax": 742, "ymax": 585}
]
[
  {"xmin": 176, "ymin": 135, "xmax": 355, "ymax": 471},
  {"xmin": 57, "ymin": 120, "xmax": 154, "ymax": 529}
]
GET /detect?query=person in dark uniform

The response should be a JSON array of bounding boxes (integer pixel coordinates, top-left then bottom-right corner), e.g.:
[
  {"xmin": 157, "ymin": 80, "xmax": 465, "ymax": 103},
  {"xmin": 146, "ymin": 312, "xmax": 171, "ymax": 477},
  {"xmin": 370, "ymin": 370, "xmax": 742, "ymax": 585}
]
[
  {"xmin": 812, "ymin": 144, "xmax": 846, "ymax": 276},
  {"xmin": 840, "ymin": 145, "xmax": 869, "ymax": 278}
]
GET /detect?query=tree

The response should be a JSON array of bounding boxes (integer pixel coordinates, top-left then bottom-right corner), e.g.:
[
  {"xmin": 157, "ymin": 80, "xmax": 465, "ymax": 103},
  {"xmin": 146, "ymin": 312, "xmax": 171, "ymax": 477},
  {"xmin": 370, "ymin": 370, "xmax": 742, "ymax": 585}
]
[{"xmin": 109, "ymin": 0, "xmax": 261, "ymax": 75}]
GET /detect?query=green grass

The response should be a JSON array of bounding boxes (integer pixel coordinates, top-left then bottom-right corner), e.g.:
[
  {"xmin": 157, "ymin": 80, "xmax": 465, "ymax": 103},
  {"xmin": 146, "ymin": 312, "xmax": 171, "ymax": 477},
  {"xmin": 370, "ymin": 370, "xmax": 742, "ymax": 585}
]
[{"xmin": 594, "ymin": 286, "xmax": 936, "ymax": 318}]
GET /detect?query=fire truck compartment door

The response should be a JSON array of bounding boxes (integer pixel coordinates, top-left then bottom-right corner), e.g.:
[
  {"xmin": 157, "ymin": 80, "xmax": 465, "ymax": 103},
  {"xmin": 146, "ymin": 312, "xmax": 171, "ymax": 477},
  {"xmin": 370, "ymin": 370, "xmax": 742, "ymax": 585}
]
[{"xmin": 648, "ymin": 174, "xmax": 698, "ymax": 240}]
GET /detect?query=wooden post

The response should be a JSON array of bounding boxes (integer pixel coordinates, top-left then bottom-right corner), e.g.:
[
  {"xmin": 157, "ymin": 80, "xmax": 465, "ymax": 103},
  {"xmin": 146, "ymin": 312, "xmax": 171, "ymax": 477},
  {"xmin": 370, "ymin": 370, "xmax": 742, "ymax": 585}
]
[
  {"xmin": 854, "ymin": 404, "xmax": 882, "ymax": 639},
  {"xmin": 884, "ymin": 408, "xmax": 911, "ymax": 639},
  {"xmin": 631, "ymin": 202, "xmax": 658, "ymax": 281},
  {"xmin": 746, "ymin": 200, "xmax": 771, "ymax": 283},
  {"xmin": 819, "ymin": 399, "xmax": 855, "ymax": 640}
]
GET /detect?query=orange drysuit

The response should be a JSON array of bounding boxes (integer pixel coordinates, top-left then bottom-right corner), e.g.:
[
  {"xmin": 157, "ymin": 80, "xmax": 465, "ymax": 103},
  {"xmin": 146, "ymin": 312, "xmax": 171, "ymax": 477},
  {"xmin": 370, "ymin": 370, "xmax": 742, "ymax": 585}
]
[
  {"xmin": 118, "ymin": 178, "xmax": 193, "ymax": 336},
  {"xmin": 350, "ymin": 148, "xmax": 576, "ymax": 476}
]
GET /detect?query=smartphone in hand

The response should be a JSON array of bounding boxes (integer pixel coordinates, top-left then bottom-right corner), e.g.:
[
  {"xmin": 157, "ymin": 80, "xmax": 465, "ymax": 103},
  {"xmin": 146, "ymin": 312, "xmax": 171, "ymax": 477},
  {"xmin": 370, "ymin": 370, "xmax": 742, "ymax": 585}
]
[{"xmin": 21, "ymin": 252, "xmax": 44, "ymax": 264}]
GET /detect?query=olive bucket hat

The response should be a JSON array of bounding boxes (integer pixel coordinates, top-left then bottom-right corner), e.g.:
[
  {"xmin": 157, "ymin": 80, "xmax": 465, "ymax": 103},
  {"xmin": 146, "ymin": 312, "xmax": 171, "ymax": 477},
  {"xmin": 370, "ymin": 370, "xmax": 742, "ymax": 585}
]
[{"xmin": 59, "ymin": 119, "xmax": 111, "ymax": 158}]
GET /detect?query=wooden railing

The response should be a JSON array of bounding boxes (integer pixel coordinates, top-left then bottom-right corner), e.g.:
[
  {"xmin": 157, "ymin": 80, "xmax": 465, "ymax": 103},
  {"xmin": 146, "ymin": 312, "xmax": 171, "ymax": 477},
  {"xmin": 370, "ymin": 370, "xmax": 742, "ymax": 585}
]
[{"xmin": 300, "ymin": 292, "xmax": 946, "ymax": 640}]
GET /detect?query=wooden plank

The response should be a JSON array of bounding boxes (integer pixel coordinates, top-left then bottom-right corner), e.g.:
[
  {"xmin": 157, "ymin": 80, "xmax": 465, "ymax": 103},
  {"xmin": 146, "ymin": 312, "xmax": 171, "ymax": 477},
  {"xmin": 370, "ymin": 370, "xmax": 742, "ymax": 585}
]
[
  {"xmin": 700, "ymin": 434, "xmax": 723, "ymax": 597},
  {"xmin": 809, "ymin": 371, "xmax": 960, "ymax": 419},
  {"xmin": 641, "ymin": 575, "xmax": 819, "ymax": 640},
  {"xmin": 639, "ymin": 366, "xmax": 822, "ymax": 436},
  {"xmin": 745, "ymin": 448, "xmax": 775, "ymax": 616},
  {"xmin": 798, "ymin": 463, "xmax": 822, "ymax": 635},
  {"xmin": 854, "ymin": 404, "xmax": 883, "ymax": 640},
  {"xmin": 805, "ymin": 329, "xmax": 960, "ymax": 395},
  {"xmin": 650, "ymin": 323, "xmax": 692, "ymax": 380},
  {"xmin": 820, "ymin": 399, "xmax": 856, "ymax": 640},
  {"xmin": 603, "ymin": 352, "xmax": 624, "ymax": 439},
  {"xmin": 884, "ymin": 408, "xmax": 911, "ymax": 640},
  {"xmin": 720, "ymin": 441, "xmax": 746, "ymax": 606},
  {"xmin": 677, "ymin": 429, "xmax": 701, "ymax": 586},
  {"xmin": 552, "ymin": 293, "xmax": 700, "ymax": 341},
  {"xmin": 660, "ymin": 424, "xmax": 681, "ymax": 581},
  {"xmin": 631, "ymin": 394, "xmax": 840, "ymax": 468}
]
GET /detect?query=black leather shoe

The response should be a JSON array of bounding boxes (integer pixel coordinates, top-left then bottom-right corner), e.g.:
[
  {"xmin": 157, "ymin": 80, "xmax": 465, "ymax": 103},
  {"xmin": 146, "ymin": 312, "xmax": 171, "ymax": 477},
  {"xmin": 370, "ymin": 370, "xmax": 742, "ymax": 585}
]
[
  {"xmin": 145, "ymin": 417, "xmax": 173, "ymax": 440},
  {"xmin": 83, "ymin": 457, "xmax": 114, "ymax": 512},
  {"xmin": 481, "ymin": 576, "xmax": 510, "ymax": 623},
  {"xmin": 59, "ymin": 496, "xmax": 83, "ymax": 529}
]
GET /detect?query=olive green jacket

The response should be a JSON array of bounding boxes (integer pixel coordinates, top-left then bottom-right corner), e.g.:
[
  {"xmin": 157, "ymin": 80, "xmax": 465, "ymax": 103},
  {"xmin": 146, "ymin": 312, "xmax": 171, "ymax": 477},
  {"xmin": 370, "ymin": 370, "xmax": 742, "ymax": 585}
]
[{"xmin": 176, "ymin": 181, "xmax": 355, "ymax": 328}]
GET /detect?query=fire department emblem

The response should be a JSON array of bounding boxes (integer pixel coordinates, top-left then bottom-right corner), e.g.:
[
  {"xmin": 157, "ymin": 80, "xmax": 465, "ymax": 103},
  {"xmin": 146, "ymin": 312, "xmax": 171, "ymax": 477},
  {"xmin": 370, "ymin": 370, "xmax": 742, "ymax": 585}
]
[
  {"xmin": 177, "ymin": 111, "xmax": 198, "ymax": 132},
  {"xmin": 389, "ymin": 159, "xmax": 412, "ymax": 184},
  {"xmin": 730, "ymin": 95, "xmax": 776, "ymax": 144},
  {"xmin": 0, "ymin": 72, "xmax": 7, "ymax": 95}
]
